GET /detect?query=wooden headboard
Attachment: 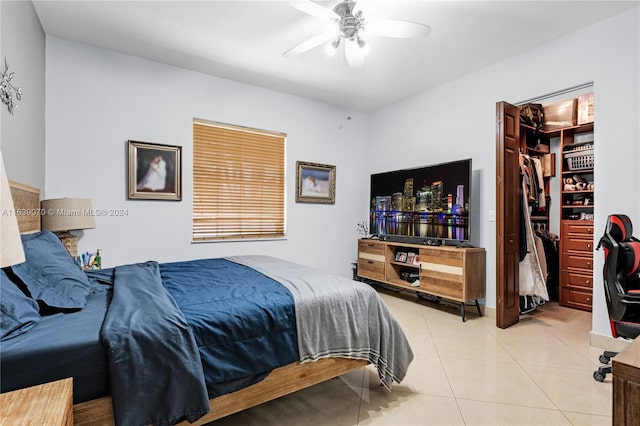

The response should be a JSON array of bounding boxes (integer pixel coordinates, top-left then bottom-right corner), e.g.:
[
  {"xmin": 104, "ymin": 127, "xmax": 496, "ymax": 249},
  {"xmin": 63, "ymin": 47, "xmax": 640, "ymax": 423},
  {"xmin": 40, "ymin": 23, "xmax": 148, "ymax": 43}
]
[{"xmin": 9, "ymin": 181, "xmax": 41, "ymax": 233}]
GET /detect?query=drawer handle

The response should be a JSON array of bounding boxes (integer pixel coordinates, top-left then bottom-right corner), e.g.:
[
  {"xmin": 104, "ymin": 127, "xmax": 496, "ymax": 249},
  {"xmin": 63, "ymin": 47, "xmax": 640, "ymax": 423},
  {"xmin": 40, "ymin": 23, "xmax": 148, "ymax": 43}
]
[
  {"xmin": 367, "ymin": 260, "xmax": 374, "ymax": 264},
  {"xmin": 587, "ymin": 228, "xmax": 593, "ymax": 234},
  {"xmin": 586, "ymin": 297, "xmax": 591, "ymax": 302},
  {"xmin": 587, "ymin": 244, "xmax": 592, "ymax": 249},
  {"xmin": 586, "ymin": 280, "xmax": 590, "ymax": 284},
  {"xmin": 586, "ymin": 262, "xmax": 591, "ymax": 267}
]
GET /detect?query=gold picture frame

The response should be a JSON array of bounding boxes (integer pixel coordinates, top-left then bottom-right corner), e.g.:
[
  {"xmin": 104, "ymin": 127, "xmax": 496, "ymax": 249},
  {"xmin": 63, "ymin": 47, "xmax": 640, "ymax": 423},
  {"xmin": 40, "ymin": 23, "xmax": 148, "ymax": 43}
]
[
  {"xmin": 128, "ymin": 140, "xmax": 182, "ymax": 200},
  {"xmin": 295, "ymin": 161, "xmax": 336, "ymax": 204}
]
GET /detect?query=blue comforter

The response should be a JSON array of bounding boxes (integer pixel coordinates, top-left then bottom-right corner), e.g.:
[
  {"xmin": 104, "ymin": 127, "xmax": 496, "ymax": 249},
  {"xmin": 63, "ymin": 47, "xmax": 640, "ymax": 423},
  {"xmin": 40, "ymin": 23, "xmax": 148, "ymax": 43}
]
[
  {"xmin": 101, "ymin": 257, "xmax": 412, "ymax": 425},
  {"xmin": 101, "ymin": 259, "xmax": 299, "ymax": 426},
  {"xmin": 159, "ymin": 258, "xmax": 299, "ymax": 396},
  {"xmin": 100, "ymin": 262, "xmax": 210, "ymax": 426}
]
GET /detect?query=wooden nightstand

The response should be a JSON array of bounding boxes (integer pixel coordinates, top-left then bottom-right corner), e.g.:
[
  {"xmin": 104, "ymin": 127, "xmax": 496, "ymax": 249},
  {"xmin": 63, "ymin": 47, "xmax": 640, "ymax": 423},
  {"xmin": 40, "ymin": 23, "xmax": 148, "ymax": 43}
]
[
  {"xmin": 0, "ymin": 378, "xmax": 73, "ymax": 425},
  {"xmin": 613, "ymin": 338, "xmax": 640, "ymax": 425}
]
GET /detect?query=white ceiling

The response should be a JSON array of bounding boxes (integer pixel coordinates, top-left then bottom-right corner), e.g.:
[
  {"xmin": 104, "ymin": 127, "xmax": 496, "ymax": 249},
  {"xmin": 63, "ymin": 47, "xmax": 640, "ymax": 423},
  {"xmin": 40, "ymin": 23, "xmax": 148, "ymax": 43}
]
[{"xmin": 32, "ymin": 0, "xmax": 638, "ymax": 112}]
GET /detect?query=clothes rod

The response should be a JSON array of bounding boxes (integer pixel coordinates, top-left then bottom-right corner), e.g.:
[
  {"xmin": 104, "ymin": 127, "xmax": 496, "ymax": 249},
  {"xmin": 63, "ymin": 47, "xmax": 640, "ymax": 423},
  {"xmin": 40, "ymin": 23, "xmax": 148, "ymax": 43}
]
[{"xmin": 516, "ymin": 82, "xmax": 593, "ymax": 106}]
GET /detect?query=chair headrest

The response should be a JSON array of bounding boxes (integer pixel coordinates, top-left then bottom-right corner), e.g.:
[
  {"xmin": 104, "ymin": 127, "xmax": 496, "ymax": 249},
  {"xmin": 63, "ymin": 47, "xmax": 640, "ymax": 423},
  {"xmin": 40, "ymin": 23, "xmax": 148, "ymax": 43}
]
[
  {"xmin": 619, "ymin": 241, "xmax": 640, "ymax": 275},
  {"xmin": 607, "ymin": 214, "xmax": 633, "ymax": 242}
]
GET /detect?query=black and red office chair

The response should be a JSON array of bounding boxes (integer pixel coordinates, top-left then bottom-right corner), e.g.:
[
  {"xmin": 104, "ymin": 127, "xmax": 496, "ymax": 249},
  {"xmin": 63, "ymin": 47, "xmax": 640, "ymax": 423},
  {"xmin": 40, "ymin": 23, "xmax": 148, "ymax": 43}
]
[{"xmin": 593, "ymin": 214, "xmax": 640, "ymax": 382}]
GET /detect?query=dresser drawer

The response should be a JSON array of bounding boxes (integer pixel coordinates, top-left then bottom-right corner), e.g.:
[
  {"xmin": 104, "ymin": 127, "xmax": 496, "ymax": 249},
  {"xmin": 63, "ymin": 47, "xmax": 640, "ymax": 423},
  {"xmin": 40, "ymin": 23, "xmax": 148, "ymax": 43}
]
[
  {"xmin": 562, "ymin": 287, "xmax": 593, "ymax": 311},
  {"xmin": 562, "ymin": 270, "xmax": 593, "ymax": 289},
  {"xmin": 358, "ymin": 240, "xmax": 385, "ymax": 256},
  {"xmin": 562, "ymin": 220, "xmax": 595, "ymax": 237},
  {"xmin": 357, "ymin": 259, "xmax": 385, "ymax": 281},
  {"xmin": 564, "ymin": 238, "xmax": 595, "ymax": 253},
  {"xmin": 419, "ymin": 277, "xmax": 463, "ymax": 301},
  {"xmin": 419, "ymin": 248, "xmax": 464, "ymax": 301},
  {"xmin": 562, "ymin": 253, "xmax": 594, "ymax": 271}
]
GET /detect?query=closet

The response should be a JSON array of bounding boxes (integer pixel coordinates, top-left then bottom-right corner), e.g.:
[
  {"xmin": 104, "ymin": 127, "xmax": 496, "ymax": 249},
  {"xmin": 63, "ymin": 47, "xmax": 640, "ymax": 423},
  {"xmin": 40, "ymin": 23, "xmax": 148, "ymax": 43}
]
[
  {"xmin": 519, "ymin": 114, "xmax": 557, "ymax": 312},
  {"xmin": 496, "ymin": 92, "xmax": 595, "ymax": 328}
]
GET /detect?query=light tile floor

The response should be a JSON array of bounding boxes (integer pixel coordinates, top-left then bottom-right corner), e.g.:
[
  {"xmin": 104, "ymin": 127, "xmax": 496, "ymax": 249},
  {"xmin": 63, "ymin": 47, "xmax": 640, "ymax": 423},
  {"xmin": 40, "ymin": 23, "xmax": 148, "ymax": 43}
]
[{"xmin": 213, "ymin": 288, "xmax": 612, "ymax": 425}]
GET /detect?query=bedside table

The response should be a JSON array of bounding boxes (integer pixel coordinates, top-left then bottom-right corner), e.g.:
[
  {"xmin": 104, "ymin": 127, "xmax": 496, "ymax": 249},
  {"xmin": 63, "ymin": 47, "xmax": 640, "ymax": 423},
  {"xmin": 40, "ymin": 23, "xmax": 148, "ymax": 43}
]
[{"xmin": 0, "ymin": 378, "xmax": 73, "ymax": 425}]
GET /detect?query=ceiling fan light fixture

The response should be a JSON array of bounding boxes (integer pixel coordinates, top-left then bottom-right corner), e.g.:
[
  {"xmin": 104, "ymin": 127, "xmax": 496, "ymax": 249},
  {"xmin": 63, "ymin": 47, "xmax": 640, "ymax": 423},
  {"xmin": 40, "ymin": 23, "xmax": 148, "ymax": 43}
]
[
  {"xmin": 327, "ymin": 36, "xmax": 341, "ymax": 56},
  {"xmin": 285, "ymin": 0, "xmax": 430, "ymax": 65},
  {"xmin": 356, "ymin": 36, "xmax": 370, "ymax": 55}
]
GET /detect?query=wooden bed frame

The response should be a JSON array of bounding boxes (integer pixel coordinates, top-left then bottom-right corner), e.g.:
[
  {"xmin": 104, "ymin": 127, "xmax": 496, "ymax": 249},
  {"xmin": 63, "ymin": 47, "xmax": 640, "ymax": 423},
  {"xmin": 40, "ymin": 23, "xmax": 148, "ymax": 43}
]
[
  {"xmin": 8, "ymin": 181, "xmax": 41, "ymax": 233},
  {"xmin": 9, "ymin": 181, "xmax": 369, "ymax": 425},
  {"xmin": 76, "ymin": 357, "xmax": 368, "ymax": 425}
]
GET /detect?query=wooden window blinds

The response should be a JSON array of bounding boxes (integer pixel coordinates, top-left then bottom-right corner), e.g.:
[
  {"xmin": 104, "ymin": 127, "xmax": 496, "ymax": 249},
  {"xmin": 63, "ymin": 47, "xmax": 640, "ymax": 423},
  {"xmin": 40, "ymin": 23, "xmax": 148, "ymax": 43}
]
[{"xmin": 192, "ymin": 119, "xmax": 286, "ymax": 241}]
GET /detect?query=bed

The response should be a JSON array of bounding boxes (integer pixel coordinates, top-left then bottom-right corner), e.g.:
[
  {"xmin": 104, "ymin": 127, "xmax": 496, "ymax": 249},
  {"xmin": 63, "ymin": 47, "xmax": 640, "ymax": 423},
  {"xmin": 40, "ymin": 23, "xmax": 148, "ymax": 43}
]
[{"xmin": 1, "ymin": 182, "xmax": 413, "ymax": 425}]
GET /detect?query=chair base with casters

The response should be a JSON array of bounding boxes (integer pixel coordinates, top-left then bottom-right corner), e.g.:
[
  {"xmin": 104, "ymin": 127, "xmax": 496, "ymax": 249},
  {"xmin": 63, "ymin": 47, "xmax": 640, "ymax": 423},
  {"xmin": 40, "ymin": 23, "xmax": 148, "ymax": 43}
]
[
  {"xmin": 592, "ymin": 214, "xmax": 640, "ymax": 382},
  {"xmin": 593, "ymin": 347, "xmax": 637, "ymax": 382}
]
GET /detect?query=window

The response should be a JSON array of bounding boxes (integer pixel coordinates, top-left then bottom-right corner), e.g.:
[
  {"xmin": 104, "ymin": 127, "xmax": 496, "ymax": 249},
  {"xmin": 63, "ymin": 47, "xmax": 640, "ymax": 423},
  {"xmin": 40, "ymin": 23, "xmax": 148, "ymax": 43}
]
[{"xmin": 192, "ymin": 119, "xmax": 286, "ymax": 241}]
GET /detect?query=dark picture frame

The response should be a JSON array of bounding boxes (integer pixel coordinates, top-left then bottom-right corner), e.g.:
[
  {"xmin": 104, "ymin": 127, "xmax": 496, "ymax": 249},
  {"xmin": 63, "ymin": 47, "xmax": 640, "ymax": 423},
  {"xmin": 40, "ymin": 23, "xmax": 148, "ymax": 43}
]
[
  {"xmin": 128, "ymin": 140, "xmax": 182, "ymax": 200},
  {"xmin": 295, "ymin": 161, "xmax": 336, "ymax": 204}
]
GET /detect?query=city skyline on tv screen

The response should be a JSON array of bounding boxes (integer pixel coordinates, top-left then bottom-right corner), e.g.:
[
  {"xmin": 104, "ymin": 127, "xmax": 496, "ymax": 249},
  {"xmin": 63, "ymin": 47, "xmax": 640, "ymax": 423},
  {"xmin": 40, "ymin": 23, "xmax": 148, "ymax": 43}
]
[{"xmin": 369, "ymin": 159, "xmax": 471, "ymax": 242}]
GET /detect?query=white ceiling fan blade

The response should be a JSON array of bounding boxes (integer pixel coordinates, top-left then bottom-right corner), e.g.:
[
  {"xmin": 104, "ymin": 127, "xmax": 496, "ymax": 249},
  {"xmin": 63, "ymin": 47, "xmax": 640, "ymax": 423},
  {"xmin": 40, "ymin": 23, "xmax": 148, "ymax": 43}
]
[
  {"xmin": 352, "ymin": 0, "xmax": 383, "ymax": 15},
  {"xmin": 283, "ymin": 30, "xmax": 335, "ymax": 57},
  {"xmin": 345, "ymin": 40, "xmax": 365, "ymax": 68},
  {"xmin": 366, "ymin": 19, "xmax": 431, "ymax": 38},
  {"xmin": 290, "ymin": 1, "xmax": 339, "ymax": 20},
  {"xmin": 351, "ymin": 0, "xmax": 363, "ymax": 14}
]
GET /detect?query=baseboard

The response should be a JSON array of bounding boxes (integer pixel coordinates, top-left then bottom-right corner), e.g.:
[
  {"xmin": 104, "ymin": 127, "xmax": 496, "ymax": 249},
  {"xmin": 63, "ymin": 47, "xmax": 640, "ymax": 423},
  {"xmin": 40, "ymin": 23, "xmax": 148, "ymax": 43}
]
[
  {"xmin": 483, "ymin": 306, "xmax": 631, "ymax": 351},
  {"xmin": 484, "ymin": 305, "xmax": 496, "ymax": 319},
  {"xmin": 589, "ymin": 331, "xmax": 632, "ymax": 351}
]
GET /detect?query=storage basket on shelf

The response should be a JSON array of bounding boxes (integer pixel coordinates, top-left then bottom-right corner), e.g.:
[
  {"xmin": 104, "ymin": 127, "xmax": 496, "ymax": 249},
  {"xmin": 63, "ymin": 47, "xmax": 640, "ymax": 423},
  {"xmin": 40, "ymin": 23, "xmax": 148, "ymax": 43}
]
[{"xmin": 565, "ymin": 147, "xmax": 594, "ymax": 171}]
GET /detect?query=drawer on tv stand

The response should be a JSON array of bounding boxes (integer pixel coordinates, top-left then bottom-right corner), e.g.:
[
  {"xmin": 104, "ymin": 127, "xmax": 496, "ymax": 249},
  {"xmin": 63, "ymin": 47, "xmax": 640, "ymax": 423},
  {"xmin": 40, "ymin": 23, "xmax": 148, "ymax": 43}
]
[{"xmin": 357, "ymin": 259, "xmax": 385, "ymax": 281}]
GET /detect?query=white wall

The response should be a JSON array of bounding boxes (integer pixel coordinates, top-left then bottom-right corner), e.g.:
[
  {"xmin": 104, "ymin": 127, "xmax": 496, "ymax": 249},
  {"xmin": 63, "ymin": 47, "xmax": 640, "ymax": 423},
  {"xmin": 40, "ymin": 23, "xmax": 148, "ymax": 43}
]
[
  {"xmin": 368, "ymin": 8, "xmax": 640, "ymax": 337},
  {"xmin": 0, "ymin": 0, "xmax": 45, "ymax": 189},
  {"xmin": 38, "ymin": 5, "xmax": 640, "ymax": 340},
  {"xmin": 44, "ymin": 37, "xmax": 369, "ymax": 278}
]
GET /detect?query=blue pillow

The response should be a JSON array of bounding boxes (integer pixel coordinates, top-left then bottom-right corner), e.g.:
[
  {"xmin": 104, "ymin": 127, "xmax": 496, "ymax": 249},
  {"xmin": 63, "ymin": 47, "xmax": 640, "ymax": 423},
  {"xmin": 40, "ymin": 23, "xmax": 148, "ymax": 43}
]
[
  {"xmin": 1, "ymin": 268, "xmax": 40, "ymax": 340},
  {"xmin": 11, "ymin": 231, "xmax": 91, "ymax": 310}
]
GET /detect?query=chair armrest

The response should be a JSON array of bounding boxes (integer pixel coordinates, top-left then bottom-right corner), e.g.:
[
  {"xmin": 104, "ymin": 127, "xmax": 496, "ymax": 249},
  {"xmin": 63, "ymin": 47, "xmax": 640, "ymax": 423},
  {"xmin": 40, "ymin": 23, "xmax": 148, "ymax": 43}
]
[{"xmin": 620, "ymin": 291, "xmax": 640, "ymax": 305}]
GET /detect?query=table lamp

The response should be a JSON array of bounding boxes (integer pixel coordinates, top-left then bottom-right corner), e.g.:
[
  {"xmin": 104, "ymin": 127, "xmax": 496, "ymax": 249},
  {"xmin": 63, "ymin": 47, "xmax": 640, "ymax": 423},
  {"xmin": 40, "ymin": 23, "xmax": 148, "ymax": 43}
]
[
  {"xmin": 0, "ymin": 152, "xmax": 25, "ymax": 267},
  {"xmin": 41, "ymin": 198, "xmax": 96, "ymax": 258}
]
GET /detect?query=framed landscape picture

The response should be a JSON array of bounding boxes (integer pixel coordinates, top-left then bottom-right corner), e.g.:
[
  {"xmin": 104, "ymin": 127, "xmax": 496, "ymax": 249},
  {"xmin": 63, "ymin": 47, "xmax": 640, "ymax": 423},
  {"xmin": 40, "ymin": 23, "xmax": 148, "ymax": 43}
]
[
  {"xmin": 128, "ymin": 140, "xmax": 182, "ymax": 200},
  {"xmin": 295, "ymin": 161, "xmax": 336, "ymax": 204}
]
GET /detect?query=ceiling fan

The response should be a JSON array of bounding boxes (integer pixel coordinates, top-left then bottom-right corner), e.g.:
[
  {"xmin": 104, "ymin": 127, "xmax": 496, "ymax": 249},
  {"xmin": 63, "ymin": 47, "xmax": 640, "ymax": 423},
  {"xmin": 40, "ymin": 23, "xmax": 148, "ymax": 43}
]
[{"xmin": 283, "ymin": 0, "xmax": 431, "ymax": 67}]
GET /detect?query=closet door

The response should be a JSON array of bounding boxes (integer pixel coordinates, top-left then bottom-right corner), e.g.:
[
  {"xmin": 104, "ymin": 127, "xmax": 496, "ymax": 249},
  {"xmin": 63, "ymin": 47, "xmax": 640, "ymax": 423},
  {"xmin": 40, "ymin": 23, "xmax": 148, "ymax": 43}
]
[{"xmin": 496, "ymin": 101, "xmax": 521, "ymax": 328}]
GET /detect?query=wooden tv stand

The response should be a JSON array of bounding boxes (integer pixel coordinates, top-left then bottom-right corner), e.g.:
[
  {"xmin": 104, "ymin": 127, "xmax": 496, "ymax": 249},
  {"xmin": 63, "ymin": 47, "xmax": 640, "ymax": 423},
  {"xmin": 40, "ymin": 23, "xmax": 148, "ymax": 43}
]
[{"xmin": 357, "ymin": 239, "xmax": 486, "ymax": 321}]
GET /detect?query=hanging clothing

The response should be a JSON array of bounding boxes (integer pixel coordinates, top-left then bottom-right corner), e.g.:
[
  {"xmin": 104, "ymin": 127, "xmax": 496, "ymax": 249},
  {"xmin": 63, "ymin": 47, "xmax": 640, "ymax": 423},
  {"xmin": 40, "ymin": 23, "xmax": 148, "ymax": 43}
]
[
  {"xmin": 519, "ymin": 176, "xmax": 549, "ymax": 301},
  {"xmin": 520, "ymin": 155, "xmax": 546, "ymax": 214},
  {"xmin": 530, "ymin": 157, "xmax": 546, "ymax": 210},
  {"xmin": 535, "ymin": 226, "xmax": 560, "ymax": 301},
  {"xmin": 534, "ymin": 234, "xmax": 547, "ymax": 282},
  {"xmin": 518, "ymin": 153, "xmax": 550, "ymax": 314},
  {"xmin": 519, "ymin": 182, "xmax": 528, "ymax": 261},
  {"xmin": 520, "ymin": 156, "xmax": 537, "ymax": 204}
]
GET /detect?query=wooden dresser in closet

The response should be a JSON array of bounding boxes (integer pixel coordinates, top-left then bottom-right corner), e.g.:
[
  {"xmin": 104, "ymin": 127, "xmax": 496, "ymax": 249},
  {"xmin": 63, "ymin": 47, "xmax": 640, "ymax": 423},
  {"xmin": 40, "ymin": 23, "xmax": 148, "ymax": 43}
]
[
  {"xmin": 558, "ymin": 119, "xmax": 595, "ymax": 311},
  {"xmin": 560, "ymin": 220, "xmax": 594, "ymax": 310}
]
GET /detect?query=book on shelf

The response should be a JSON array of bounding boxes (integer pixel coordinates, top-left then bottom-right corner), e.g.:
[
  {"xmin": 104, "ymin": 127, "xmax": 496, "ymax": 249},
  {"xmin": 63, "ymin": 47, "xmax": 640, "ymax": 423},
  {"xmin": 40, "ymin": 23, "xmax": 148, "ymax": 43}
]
[
  {"xmin": 406, "ymin": 252, "xmax": 416, "ymax": 264},
  {"xmin": 395, "ymin": 251, "xmax": 407, "ymax": 262}
]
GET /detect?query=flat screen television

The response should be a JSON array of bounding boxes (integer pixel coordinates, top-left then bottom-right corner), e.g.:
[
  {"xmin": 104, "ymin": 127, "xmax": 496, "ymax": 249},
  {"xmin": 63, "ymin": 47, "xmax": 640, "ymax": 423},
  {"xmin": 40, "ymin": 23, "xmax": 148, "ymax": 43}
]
[{"xmin": 369, "ymin": 158, "xmax": 472, "ymax": 245}]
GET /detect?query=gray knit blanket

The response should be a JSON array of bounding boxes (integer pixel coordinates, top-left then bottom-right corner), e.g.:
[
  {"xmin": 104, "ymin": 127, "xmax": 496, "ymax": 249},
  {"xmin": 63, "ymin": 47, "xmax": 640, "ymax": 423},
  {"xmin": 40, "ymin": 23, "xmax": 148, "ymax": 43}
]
[{"xmin": 226, "ymin": 255, "xmax": 414, "ymax": 389}]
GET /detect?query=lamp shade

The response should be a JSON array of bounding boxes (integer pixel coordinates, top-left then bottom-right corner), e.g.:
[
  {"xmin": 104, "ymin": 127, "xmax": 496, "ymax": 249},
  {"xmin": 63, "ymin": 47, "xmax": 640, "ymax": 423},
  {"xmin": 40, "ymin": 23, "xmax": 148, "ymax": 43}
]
[
  {"xmin": 0, "ymin": 152, "xmax": 26, "ymax": 267},
  {"xmin": 41, "ymin": 198, "xmax": 96, "ymax": 232}
]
